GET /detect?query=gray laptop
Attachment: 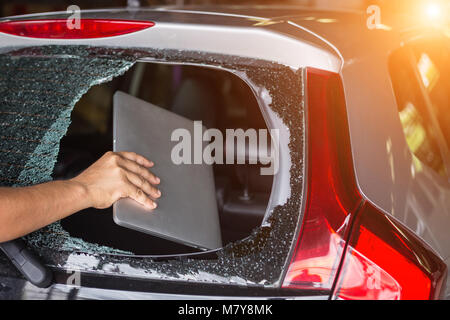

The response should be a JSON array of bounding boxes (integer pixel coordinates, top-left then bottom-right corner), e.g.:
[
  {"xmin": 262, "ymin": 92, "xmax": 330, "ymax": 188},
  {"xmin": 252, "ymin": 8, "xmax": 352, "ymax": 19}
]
[{"xmin": 113, "ymin": 91, "xmax": 222, "ymax": 250}]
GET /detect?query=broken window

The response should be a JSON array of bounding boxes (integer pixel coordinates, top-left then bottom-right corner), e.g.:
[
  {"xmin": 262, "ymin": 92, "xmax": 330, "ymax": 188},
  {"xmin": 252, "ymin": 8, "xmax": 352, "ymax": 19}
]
[
  {"xmin": 57, "ymin": 61, "xmax": 276, "ymax": 254},
  {"xmin": 0, "ymin": 46, "xmax": 305, "ymax": 289}
]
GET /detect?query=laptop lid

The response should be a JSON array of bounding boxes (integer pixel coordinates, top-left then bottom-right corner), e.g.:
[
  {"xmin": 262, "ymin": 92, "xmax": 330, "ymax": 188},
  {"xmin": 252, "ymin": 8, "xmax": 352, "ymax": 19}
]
[{"xmin": 113, "ymin": 91, "xmax": 222, "ymax": 250}]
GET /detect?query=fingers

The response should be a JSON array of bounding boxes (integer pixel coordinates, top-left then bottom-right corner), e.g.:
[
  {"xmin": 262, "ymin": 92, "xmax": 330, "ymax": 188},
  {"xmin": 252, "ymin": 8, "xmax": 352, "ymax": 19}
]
[
  {"xmin": 103, "ymin": 151, "xmax": 161, "ymax": 210},
  {"xmin": 125, "ymin": 181, "xmax": 157, "ymax": 210},
  {"xmin": 125, "ymin": 170, "xmax": 161, "ymax": 200},
  {"xmin": 118, "ymin": 151, "xmax": 154, "ymax": 168},
  {"xmin": 117, "ymin": 156, "xmax": 160, "ymax": 185}
]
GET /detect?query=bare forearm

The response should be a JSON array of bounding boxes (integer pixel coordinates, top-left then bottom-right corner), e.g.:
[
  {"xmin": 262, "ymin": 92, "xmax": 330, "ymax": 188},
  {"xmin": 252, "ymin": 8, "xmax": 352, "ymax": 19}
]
[
  {"xmin": 0, "ymin": 180, "xmax": 91, "ymax": 242},
  {"xmin": 0, "ymin": 151, "xmax": 160, "ymax": 243}
]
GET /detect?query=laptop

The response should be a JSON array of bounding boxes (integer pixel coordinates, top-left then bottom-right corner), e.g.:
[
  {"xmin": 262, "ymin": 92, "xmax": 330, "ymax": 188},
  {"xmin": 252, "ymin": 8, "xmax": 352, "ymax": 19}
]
[{"xmin": 113, "ymin": 91, "xmax": 222, "ymax": 250}]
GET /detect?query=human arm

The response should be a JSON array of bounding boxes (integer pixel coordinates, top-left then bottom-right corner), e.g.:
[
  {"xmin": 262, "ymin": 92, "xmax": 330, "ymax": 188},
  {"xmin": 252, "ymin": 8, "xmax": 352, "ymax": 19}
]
[{"xmin": 0, "ymin": 151, "xmax": 160, "ymax": 242}]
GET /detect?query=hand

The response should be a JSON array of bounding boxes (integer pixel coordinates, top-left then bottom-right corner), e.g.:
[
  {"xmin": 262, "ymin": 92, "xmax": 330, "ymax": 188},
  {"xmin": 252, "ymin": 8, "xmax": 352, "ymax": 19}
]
[{"xmin": 71, "ymin": 151, "xmax": 161, "ymax": 210}]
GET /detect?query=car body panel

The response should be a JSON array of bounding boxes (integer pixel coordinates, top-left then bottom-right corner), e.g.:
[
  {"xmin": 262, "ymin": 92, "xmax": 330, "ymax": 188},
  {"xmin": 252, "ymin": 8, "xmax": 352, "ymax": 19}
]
[
  {"xmin": 0, "ymin": 274, "xmax": 328, "ymax": 300},
  {"xmin": 293, "ymin": 16, "xmax": 450, "ymax": 261}
]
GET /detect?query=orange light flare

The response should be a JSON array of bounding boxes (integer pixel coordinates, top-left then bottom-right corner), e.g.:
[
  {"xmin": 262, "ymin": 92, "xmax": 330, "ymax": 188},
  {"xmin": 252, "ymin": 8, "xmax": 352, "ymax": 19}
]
[{"xmin": 419, "ymin": 0, "xmax": 449, "ymax": 29}]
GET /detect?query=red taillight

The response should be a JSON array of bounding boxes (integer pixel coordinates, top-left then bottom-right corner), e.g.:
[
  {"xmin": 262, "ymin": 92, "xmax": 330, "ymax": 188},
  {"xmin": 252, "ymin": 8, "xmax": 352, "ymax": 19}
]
[
  {"xmin": 282, "ymin": 68, "xmax": 363, "ymax": 290},
  {"xmin": 333, "ymin": 202, "xmax": 447, "ymax": 300},
  {"xmin": 0, "ymin": 19, "xmax": 154, "ymax": 39},
  {"xmin": 282, "ymin": 68, "xmax": 447, "ymax": 299}
]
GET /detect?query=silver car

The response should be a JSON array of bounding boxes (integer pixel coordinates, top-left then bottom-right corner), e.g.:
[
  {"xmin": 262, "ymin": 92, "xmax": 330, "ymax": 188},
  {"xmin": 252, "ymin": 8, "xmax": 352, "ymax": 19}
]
[{"xmin": 0, "ymin": 5, "xmax": 448, "ymax": 300}]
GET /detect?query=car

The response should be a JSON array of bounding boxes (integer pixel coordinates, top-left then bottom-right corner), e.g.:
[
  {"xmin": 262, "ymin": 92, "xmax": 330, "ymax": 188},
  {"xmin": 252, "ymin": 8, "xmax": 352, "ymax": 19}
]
[{"xmin": 0, "ymin": 5, "xmax": 448, "ymax": 300}]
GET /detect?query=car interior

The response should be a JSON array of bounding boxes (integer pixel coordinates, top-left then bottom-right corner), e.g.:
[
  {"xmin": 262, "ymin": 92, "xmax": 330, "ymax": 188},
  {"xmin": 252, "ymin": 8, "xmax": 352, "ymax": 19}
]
[{"xmin": 53, "ymin": 62, "xmax": 274, "ymax": 255}]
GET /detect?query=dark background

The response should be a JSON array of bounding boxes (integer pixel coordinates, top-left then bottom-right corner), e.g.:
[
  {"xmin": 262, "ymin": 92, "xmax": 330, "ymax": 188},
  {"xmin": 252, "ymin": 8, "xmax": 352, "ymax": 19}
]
[{"xmin": 0, "ymin": 0, "xmax": 445, "ymax": 19}]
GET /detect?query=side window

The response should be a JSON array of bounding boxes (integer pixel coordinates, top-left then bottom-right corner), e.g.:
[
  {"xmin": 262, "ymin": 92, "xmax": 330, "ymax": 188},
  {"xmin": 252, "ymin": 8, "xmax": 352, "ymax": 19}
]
[
  {"xmin": 410, "ymin": 38, "xmax": 450, "ymax": 150},
  {"xmin": 389, "ymin": 48, "xmax": 446, "ymax": 177}
]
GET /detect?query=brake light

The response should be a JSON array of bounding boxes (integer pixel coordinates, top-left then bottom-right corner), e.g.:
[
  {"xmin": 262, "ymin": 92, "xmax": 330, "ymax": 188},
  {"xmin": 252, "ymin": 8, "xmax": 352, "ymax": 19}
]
[
  {"xmin": 282, "ymin": 68, "xmax": 447, "ymax": 299},
  {"xmin": 0, "ymin": 19, "xmax": 154, "ymax": 39}
]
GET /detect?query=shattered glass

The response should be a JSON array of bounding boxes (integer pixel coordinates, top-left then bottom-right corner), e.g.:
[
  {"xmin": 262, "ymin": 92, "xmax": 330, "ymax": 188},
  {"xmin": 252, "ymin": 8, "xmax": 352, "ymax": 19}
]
[{"xmin": 0, "ymin": 46, "xmax": 305, "ymax": 287}]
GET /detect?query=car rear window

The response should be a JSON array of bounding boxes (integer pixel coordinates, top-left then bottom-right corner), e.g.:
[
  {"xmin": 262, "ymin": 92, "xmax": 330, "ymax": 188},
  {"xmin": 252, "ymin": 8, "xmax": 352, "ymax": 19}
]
[{"xmin": 0, "ymin": 45, "xmax": 306, "ymax": 290}]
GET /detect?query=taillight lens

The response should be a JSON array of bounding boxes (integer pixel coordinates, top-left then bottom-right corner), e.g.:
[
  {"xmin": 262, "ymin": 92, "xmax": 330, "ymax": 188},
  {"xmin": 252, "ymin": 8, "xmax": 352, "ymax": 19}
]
[
  {"xmin": 282, "ymin": 68, "xmax": 447, "ymax": 299},
  {"xmin": 333, "ymin": 202, "xmax": 447, "ymax": 300},
  {"xmin": 282, "ymin": 68, "xmax": 363, "ymax": 290},
  {"xmin": 0, "ymin": 19, "xmax": 154, "ymax": 39}
]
